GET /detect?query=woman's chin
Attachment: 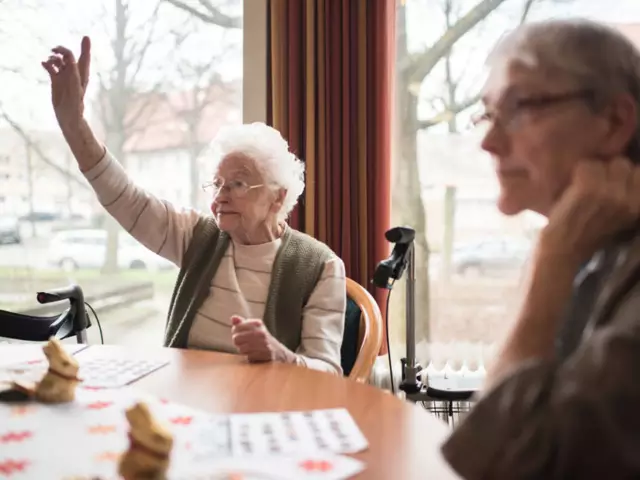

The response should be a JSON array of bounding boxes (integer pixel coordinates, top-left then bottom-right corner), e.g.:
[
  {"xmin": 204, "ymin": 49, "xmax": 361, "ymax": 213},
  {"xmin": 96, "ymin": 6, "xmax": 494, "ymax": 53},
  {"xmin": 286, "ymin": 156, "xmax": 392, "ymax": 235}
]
[
  {"xmin": 497, "ymin": 193, "xmax": 527, "ymax": 216},
  {"xmin": 215, "ymin": 213, "xmax": 239, "ymax": 230}
]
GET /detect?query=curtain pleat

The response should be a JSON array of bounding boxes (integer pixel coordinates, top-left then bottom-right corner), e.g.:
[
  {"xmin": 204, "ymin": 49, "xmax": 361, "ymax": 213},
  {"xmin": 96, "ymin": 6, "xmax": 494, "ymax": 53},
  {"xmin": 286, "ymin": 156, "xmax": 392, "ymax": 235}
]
[{"xmin": 267, "ymin": 0, "xmax": 395, "ymax": 353}]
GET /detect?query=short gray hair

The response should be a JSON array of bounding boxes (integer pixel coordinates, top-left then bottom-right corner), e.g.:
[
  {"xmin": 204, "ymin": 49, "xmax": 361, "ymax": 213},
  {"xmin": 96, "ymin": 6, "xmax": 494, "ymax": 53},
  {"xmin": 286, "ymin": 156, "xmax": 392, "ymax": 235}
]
[
  {"xmin": 488, "ymin": 19, "xmax": 640, "ymax": 161},
  {"xmin": 206, "ymin": 122, "xmax": 305, "ymax": 222}
]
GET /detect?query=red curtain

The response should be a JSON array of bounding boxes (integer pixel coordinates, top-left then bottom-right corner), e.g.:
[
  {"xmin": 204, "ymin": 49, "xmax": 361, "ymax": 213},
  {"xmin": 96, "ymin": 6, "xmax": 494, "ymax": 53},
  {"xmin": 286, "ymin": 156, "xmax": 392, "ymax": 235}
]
[{"xmin": 267, "ymin": 0, "xmax": 395, "ymax": 351}]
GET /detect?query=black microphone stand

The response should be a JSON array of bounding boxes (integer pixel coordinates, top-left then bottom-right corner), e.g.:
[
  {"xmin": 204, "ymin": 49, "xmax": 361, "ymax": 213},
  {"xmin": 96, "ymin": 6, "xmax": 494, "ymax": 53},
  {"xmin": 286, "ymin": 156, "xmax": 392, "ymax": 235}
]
[
  {"xmin": 372, "ymin": 226, "xmax": 424, "ymax": 395},
  {"xmin": 400, "ymin": 241, "xmax": 422, "ymax": 394},
  {"xmin": 374, "ymin": 227, "xmax": 478, "ymax": 406}
]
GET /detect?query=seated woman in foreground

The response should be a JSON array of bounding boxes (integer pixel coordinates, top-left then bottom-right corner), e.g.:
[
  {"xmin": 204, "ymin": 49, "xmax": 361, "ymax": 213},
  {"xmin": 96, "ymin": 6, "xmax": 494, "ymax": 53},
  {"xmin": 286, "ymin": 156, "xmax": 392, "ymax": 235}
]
[
  {"xmin": 41, "ymin": 37, "xmax": 346, "ymax": 375},
  {"xmin": 441, "ymin": 18, "xmax": 640, "ymax": 479}
]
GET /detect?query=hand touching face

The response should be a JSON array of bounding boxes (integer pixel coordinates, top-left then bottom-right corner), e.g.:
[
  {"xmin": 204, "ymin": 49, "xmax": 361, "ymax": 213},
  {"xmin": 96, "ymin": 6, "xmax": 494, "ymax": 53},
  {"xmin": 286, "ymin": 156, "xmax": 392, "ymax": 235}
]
[{"xmin": 539, "ymin": 157, "xmax": 640, "ymax": 264}]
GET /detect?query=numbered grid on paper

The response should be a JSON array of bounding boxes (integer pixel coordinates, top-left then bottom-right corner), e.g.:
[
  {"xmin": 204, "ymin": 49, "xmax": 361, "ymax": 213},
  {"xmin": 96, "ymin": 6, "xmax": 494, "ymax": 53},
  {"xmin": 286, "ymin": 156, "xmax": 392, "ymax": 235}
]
[{"xmin": 0, "ymin": 357, "xmax": 169, "ymax": 388}]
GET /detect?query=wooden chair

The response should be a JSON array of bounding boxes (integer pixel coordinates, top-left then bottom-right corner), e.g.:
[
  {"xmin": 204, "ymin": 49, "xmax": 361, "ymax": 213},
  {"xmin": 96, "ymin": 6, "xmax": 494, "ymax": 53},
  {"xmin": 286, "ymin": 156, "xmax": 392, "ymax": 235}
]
[{"xmin": 342, "ymin": 278, "xmax": 383, "ymax": 383}]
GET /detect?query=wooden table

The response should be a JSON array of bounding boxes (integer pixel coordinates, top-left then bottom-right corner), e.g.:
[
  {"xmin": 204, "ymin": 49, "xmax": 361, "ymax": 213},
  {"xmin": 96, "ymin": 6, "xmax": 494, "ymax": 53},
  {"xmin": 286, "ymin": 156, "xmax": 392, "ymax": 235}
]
[{"xmin": 0, "ymin": 344, "xmax": 461, "ymax": 480}]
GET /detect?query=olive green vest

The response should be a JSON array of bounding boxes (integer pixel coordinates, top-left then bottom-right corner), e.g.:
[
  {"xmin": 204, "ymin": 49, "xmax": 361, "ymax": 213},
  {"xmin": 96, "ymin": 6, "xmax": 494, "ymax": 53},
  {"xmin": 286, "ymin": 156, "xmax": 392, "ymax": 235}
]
[{"xmin": 163, "ymin": 216, "xmax": 334, "ymax": 351}]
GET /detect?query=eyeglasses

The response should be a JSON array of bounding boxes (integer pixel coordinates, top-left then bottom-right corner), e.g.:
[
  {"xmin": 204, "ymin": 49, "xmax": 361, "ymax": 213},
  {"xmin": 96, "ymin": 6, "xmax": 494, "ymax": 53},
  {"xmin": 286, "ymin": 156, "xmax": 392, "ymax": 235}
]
[
  {"xmin": 201, "ymin": 178, "xmax": 264, "ymax": 198},
  {"xmin": 471, "ymin": 89, "xmax": 595, "ymax": 131}
]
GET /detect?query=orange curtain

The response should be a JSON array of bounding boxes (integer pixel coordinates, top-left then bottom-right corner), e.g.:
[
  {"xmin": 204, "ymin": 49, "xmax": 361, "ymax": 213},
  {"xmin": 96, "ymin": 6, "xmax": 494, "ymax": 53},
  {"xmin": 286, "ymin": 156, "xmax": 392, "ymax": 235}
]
[{"xmin": 267, "ymin": 0, "xmax": 395, "ymax": 350}]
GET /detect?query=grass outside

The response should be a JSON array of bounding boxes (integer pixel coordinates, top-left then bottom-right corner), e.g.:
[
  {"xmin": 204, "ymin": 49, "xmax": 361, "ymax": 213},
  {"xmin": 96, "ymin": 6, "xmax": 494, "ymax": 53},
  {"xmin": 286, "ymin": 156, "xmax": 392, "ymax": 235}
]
[{"xmin": 0, "ymin": 267, "xmax": 178, "ymax": 311}]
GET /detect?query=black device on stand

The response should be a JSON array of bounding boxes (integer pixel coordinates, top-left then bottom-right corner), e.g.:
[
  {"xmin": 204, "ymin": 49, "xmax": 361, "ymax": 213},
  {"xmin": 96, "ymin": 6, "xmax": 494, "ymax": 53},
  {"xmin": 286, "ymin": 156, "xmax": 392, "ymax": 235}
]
[
  {"xmin": 373, "ymin": 227, "xmax": 477, "ymax": 414},
  {"xmin": 372, "ymin": 226, "xmax": 422, "ymax": 395}
]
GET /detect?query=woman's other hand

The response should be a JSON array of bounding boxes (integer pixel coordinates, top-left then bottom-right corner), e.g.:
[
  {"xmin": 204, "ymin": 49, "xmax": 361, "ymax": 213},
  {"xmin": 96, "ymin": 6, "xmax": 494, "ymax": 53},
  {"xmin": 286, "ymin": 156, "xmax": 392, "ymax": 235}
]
[{"xmin": 231, "ymin": 316, "xmax": 298, "ymax": 364}]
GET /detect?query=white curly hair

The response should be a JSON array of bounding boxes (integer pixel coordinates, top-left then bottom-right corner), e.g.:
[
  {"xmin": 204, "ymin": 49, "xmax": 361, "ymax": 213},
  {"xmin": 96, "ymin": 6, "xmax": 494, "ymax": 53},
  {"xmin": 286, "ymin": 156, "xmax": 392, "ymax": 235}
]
[{"xmin": 206, "ymin": 122, "xmax": 305, "ymax": 221}]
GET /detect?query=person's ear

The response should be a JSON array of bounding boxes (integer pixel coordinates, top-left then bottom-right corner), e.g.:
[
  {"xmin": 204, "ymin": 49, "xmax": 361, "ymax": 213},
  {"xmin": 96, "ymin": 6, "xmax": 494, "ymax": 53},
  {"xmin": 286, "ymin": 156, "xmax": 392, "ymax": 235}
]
[
  {"xmin": 595, "ymin": 93, "xmax": 637, "ymax": 158},
  {"xmin": 271, "ymin": 188, "xmax": 287, "ymax": 213}
]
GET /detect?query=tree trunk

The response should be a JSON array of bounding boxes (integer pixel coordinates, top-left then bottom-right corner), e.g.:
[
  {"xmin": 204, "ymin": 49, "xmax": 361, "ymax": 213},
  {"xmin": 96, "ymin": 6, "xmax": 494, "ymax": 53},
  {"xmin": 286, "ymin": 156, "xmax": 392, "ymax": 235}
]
[
  {"xmin": 102, "ymin": 129, "xmax": 125, "ymax": 274},
  {"xmin": 393, "ymin": 3, "xmax": 431, "ymax": 346},
  {"xmin": 441, "ymin": 185, "xmax": 456, "ymax": 283},
  {"xmin": 24, "ymin": 139, "xmax": 36, "ymax": 238},
  {"xmin": 441, "ymin": 36, "xmax": 458, "ymax": 284},
  {"xmin": 65, "ymin": 151, "xmax": 73, "ymax": 218},
  {"xmin": 189, "ymin": 147, "xmax": 200, "ymax": 209},
  {"xmin": 187, "ymin": 114, "xmax": 201, "ymax": 209},
  {"xmin": 101, "ymin": 0, "xmax": 129, "ymax": 274}
]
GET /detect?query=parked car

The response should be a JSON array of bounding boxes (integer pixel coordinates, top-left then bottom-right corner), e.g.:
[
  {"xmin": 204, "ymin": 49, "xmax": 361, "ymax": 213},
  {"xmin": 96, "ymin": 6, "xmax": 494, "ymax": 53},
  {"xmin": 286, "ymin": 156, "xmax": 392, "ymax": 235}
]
[
  {"xmin": 19, "ymin": 211, "xmax": 59, "ymax": 222},
  {"xmin": 48, "ymin": 229, "xmax": 175, "ymax": 271},
  {"xmin": 0, "ymin": 216, "xmax": 21, "ymax": 244},
  {"xmin": 452, "ymin": 238, "xmax": 532, "ymax": 277}
]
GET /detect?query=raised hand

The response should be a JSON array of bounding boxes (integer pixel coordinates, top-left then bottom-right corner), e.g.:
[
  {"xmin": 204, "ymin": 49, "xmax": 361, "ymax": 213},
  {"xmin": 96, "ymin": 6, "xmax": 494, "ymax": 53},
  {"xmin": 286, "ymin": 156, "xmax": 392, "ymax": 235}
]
[
  {"xmin": 41, "ymin": 36, "xmax": 91, "ymax": 129},
  {"xmin": 539, "ymin": 157, "xmax": 640, "ymax": 264}
]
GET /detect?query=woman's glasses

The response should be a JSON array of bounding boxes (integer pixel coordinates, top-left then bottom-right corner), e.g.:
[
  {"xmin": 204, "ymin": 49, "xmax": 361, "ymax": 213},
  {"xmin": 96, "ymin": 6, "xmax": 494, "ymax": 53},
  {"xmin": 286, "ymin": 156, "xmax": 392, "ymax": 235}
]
[
  {"xmin": 470, "ymin": 89, "xmax": 595, "ymax": 131},
  {"xmin": 201, "ymin": 179, "xmax": 264, "ymax": 198}
]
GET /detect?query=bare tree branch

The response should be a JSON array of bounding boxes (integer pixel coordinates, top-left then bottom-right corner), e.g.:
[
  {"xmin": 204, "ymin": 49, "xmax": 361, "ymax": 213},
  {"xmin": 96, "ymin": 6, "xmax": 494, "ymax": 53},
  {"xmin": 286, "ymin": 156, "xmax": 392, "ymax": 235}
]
[
  {"xmin": 0, "ymin": 106, "xmax": 89, "ymax": 191},
  {"xmin": 417, "ymin": 0, "xmax": 542, "ymax": 131},
  {"xmin": 417, "ymin": 92, "xmax": 481, "ymax": 129},
  {"xmin": 126, "ymin": 1, "xmax": 162, "ymax": 87},
  {"xmin": 520, "ymin": 0, "xmax": 536, "ymax": 24},
  {"xmin": 163, "ymin": 0, "xmax": 241, "ymax": 28},
  {"xmin": 405, "ymin": 0, "xmax": 508, "ymax": 83}
]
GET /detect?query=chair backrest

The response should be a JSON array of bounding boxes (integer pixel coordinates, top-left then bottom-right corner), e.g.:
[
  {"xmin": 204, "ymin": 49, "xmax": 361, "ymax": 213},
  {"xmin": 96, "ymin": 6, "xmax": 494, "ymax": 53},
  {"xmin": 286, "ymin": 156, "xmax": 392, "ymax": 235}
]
[{"xmin": 341, "ymin": 278, "xmax": 383, "ymax": 383}]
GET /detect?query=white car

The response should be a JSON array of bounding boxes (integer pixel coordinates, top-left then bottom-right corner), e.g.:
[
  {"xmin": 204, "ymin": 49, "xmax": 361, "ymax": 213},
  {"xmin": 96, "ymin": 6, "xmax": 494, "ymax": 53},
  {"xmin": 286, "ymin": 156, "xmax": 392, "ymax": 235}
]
[
  {"xmin": 0, "ymin": 216, "xmax": 21, "ymax": 244},
  {"xmin": 48, "ymin": 229, "xmax": 176, "ymax": 272}
]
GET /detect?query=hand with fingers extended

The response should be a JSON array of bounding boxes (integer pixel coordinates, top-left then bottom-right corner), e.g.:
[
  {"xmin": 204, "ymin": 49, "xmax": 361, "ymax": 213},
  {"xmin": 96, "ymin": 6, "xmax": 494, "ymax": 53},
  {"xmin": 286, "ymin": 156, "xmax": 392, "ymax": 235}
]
[
  {"xmin": 41, "ymin": 36, "xmax": 91, "ymax": 130},
  {"xmin": 538, "ymin": 157, "xmax": 640, "ymax": 265},
  {"xmin": 230, "ymin": 316, "xmax": 298, "ymax": 364}
]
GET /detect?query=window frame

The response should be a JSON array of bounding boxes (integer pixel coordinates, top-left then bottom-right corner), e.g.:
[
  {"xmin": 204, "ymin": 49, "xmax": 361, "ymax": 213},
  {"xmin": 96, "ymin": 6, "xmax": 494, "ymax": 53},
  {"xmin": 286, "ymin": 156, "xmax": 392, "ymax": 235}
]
[{"xmin": 242, "ymin": 0, "xmax": 268, "ymax": 124}]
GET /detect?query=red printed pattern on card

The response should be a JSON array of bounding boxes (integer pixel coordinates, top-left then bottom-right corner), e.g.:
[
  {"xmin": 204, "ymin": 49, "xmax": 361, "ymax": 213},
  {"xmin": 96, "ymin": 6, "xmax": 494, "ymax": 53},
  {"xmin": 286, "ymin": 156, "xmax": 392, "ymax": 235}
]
[
  {"xmin": 0, "ymin": 431, "xmax": 32, "ymax": 444},
  {"xmin": 0, "ymin": 459, "xmax": 29, "ymax": 476},
  {"xmin": 94, "ymin": 451, "xmax": 120, "ymax": 462},
  {"xmin": 10, "ymin": 406, "xmax": 36, "ymax": 417},
  {"xmin": 299, "ymin": 459, "xmax": 334, "ymax": 472},
  {"xmin": 170, "ymin": 416, "xmax": 193, "ymax": 425},
  {"xmin": 86, "ymin": 401, "xmax": 113, "ymax": 410},
  {"xmin": 88, "ymin": 425, "xmax": 117, "ymax": 435}
]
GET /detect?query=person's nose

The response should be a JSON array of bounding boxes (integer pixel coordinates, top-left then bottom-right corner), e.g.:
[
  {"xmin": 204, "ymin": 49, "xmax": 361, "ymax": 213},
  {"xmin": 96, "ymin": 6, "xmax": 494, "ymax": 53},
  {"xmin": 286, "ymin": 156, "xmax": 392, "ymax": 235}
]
[
  {"xmin": 213, "ymin": 185, "xmax": 232, "ymax": 203},
  {"xmin": 480, "ymin": 121, "xmax": 510, "ymax": 157}
]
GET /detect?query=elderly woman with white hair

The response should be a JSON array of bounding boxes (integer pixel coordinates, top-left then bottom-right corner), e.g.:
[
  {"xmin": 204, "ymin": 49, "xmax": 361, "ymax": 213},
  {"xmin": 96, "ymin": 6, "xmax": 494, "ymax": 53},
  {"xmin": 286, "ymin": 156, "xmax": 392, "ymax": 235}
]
[
  {"xmin": 41, "ymin": 37, "xmax": 345, "ymax": 374},
  {"xmin": 441, "ymin": 19, "xmax": 640, "ymax": 479}
]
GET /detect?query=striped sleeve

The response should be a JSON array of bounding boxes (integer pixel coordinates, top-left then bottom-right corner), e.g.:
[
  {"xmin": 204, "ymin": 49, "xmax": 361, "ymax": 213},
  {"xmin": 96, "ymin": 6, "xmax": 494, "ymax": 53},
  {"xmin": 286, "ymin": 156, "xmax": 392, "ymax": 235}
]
[
  {"xmin": 82, "ymin": 149, "xmax": 202, "ymax": 267},
  {"xmin": 296, "ymin": 257, "xmax": 347, "ymax": 374}
]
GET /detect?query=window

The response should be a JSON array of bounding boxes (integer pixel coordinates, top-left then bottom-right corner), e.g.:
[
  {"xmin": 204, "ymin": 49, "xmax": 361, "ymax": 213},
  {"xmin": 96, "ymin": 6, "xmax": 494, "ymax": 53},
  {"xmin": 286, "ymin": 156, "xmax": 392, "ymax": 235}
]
[
  {"xmin": 0, "ymin": 0, "xmax": 244, "ymax": 346},
  {"xmin": 392, "ymin": 0, "xmax": 640, "ymax": 368}
]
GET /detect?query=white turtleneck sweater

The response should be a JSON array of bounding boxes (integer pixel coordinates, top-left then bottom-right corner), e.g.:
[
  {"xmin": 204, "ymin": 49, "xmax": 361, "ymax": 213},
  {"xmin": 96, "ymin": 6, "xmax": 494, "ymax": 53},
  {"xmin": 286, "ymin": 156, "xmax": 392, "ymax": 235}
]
[{"xmin": 83, "ymin": 151, "xmax": 346, "ymax": 374}]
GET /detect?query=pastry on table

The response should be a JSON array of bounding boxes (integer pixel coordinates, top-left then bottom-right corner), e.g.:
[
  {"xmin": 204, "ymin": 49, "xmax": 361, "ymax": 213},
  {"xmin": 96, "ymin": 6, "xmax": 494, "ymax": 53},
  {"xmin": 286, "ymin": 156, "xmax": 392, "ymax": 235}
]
[
  {"xmin": 118, "ymin": 402, "xmax": 174, "ymax": 480},
  {"xmin": 8, "ymin": 337, "xmax": 82, "ymax": 404}
]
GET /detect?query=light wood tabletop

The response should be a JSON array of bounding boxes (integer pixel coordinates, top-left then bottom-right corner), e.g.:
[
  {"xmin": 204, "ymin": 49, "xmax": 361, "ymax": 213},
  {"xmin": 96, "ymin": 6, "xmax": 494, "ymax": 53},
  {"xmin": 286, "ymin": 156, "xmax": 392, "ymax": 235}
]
[{"xmin": 0, "ymin": 344, "xmax": 461, "ymax": 480}]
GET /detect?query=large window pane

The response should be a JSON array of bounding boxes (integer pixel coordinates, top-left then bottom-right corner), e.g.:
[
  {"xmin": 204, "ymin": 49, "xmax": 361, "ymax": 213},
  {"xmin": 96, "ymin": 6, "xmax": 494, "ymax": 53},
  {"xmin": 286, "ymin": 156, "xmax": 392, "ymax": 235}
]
[
  {"xmin": 0, "ymin": 0, "xmax": 243, "ymax": 346},
  {"xmin": 392, "ymin": 0, "xmax": 640, "ymax": 370}
]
